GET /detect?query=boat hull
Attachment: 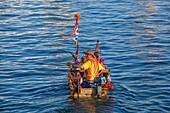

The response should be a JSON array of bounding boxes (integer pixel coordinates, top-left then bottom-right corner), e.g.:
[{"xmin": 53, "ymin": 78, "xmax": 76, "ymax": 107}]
[
  {"xmin": 71, "ymin": 87, "xmax": 108, "ymax": 98},
  {"xmin": 68, "ymin": 69, "xmax": 111, "ymax": 98}
]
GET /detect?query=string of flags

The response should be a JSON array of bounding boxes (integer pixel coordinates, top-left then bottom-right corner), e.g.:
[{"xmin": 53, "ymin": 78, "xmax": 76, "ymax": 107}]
[{"xmin": 60, "ymin": 13, "xmax": 80, "ymax": 62}]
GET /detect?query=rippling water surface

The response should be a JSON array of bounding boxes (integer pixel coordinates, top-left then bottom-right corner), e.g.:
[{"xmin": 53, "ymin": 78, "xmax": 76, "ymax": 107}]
[{"xmin": 0, "ymin": 0, "xmax": 170, "ymax": 113}]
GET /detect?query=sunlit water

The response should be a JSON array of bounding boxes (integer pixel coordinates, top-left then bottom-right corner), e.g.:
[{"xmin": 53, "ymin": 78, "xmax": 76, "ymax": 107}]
[{"xmin": 0, "ymin": 0, "xmax": 169, "ymax": 113}]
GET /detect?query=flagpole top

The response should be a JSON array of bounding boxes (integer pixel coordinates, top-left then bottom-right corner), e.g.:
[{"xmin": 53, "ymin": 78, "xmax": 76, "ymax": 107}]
[{"xmin": 74, "ymin": 13, "xmax": 80, "ymax": 19}]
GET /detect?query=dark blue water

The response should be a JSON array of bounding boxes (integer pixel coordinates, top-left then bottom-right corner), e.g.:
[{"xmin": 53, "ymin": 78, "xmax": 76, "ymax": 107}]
[{"xmin": 0, "ymin": 0, "xmax": 170, "ymax": 113}]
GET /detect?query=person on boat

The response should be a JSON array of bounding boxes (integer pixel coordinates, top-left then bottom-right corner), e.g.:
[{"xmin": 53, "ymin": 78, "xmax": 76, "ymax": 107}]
[
  {"xmin": 72, "ymin": 49, "xmax": 104, "ymax": 81},
  {"xmin": 94, "ymin": 51, "xmax": 113, "ymax": 89}
]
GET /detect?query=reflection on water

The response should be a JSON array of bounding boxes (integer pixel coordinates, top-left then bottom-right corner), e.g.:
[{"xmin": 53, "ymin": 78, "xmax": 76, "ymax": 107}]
[
  {"xmin": 68, "ymin": 97, "xmax": 115, "ymax": 113},
  {"xmin": 129, "ymin": 0, "xmax": 167, "ymax": 64},
  {"xmin": 73, "ymin": 99, "xmax": 97, "ymax": 113}
]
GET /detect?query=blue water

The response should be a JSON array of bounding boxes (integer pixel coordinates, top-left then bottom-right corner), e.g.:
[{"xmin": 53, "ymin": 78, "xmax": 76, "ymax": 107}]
[{"xmin": 0, "ymin": 0, "xmax": 170, "ymax": 113}]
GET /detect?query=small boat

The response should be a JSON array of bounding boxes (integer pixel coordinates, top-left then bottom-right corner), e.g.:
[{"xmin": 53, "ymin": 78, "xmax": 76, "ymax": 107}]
[
  {"xmin": 67, "ymin": 67, "xmax": 113, "ymax": 98},
  {"xmin": 61, "ymin": 14, "xmax": 113, "ymax": 98},
  {"xmin": 66, "ymin": 40, "xmax": 114, "ymax": 98}
]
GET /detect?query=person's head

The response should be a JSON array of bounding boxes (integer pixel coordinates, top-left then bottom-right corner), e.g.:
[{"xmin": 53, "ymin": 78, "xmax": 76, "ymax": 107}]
[
  {"xmin": 84, "ymin": 49, "xmax": 95, "ymax": 59},
  {"xmin": 100, "ymin": 58, "xmax": 105, "ymax": 65}
]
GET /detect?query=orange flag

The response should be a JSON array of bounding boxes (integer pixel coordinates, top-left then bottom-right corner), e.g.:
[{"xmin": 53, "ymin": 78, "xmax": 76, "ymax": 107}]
[{"xmin": 60, "ymin": 13, "xmax": 80, "ymax": 45}]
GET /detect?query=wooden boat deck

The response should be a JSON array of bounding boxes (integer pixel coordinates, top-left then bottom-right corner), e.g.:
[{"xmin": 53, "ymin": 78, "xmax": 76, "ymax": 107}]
[{"xmin": 68, "ymin": 69, "xmax": 110, "ymax": 98}]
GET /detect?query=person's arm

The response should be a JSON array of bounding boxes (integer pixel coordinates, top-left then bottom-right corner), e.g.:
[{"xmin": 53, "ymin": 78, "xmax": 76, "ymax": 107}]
[
  {"xmin": 73, "ymin": 64, "xmax": 83, "ymax": 69},
  {"xmin": 73, "ymin": 60, "xmax": 90, "ymax": 70}
]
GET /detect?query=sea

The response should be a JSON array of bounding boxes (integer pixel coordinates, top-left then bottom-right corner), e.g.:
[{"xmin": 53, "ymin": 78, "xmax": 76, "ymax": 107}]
[{"xmin": 0, "ymin": 0, "xmax": 169, "ymax": 113}]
